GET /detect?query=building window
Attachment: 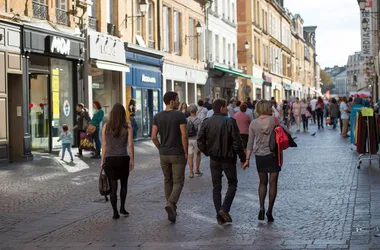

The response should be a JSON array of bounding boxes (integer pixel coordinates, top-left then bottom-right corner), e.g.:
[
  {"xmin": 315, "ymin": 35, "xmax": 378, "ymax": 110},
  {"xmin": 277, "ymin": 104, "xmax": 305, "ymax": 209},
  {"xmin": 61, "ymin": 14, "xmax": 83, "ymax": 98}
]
[
  {"xmin": 232, "ymin": 3, "xmax": 235, "ymax": 22},
  {"xmin": 215, "ymin": 34, "xmax": 219, "ymax": 62},
  {"xmin": 228, "ymin": 43, "xmax": 231, "ymax": 65},
  {"xmin": 106, "ymin": 0, "xmax": 113, "ymax": 24},
  {"xmin": 163, "ymin": 6, "xmax": 170, "ymax": 52},
  {"xmin": 189, "ymin": 18, "xmax": 195, "ymax": 59},
  {"xmin": 198, "ymin": 26, "xmax": 204, "ymax": 61},
  {"xmin": 55, "ymin": 0, "xmax": 69, "ymax": 25},
  {"xmin": 135, "ymin": 0, "xmax": 142, "ymax": 36},
  {"xmin": 174, "ymin": 11, "xmax": 180, "ymax": 55},
  {"xmin": 214, "ymin": 0, "xmax": 218, "ymax": 14},
  {"xmin": 148, "ymin": 5, "xmax": 154, "ymax": 49},
  {"xmin": 227, "ymin": 0, "xmax": 231, "ymax": 19},
  {"xmin": 223, "ymin": 37, "xmax": 226, "ymax": 64},
  {"xmin": 33, "ymin": 0, "xmax": 48, "ymax": 20},
  {"xmin": 232, "ymin": 43, "xmax": 236, "ymax": 66}
]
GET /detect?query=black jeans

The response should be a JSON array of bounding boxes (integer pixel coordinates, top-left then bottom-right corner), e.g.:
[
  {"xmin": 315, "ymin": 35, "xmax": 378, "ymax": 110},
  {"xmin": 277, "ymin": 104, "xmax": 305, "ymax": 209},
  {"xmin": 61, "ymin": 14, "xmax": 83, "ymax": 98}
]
[
  {"xmin": 210, "ymin": 159, "xmax": 238, "ymax": 215},
  {"xmin": 316, "ymin": 110, "xmax": 324, "ymax": 128},
  {"xmin": 301, "ymin": 114, "xmax": 308, "ymax": 131}
]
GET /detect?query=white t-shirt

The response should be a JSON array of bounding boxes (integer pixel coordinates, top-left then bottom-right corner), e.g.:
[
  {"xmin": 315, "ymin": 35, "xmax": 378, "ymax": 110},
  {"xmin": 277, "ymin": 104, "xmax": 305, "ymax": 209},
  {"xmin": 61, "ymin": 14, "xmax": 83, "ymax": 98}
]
[
  {"xmin": 196, "ymin": 107, "xmax": 208, "ymax": 120},
  {"xmin": 340, "ymin": 102, "xmax": 349, "ymax": 120},
  {"xmin": 310, "ymin": 99, "xmax": 317, "ymax": 111}
]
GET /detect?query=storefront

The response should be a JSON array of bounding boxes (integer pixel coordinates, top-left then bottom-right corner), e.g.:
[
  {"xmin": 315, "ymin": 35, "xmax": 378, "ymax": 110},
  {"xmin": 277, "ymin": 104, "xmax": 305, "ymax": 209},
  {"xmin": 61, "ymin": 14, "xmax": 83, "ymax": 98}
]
[
  {"xmin": 271, "ymin": 75, "xmax": 282, "ymax": 104},
  {"xmin": 88, "ymin": 31, "xmax": 130, "ymax": 119},
  {"xmin": 126, "ymin": 45, "xmax": 163, "ymax": 138},
  {"xmin": 292, "ymin": 82, "xmax": 302, "ymax": 98},
  {"xmin": 23, "ymin": 24, "xmax": 85, "ymax": 153},
  {"xmin": 262, "ymin": 73, "xmax": 272, "ymax": 100},
  {"xmin": 0, "ymin": 21, "xmax": 23, "ymax": 162},
  {"xmin": 164, "ymin": 63, "xmax": 208, "ymax": 104}
]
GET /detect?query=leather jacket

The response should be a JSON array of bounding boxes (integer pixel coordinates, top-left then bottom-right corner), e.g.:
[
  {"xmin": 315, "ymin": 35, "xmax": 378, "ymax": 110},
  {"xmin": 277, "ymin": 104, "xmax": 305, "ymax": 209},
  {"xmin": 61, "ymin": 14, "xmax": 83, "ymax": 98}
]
[{"xmin": 197, "ymin": 113, "xmax": 246, "ymax": 163}]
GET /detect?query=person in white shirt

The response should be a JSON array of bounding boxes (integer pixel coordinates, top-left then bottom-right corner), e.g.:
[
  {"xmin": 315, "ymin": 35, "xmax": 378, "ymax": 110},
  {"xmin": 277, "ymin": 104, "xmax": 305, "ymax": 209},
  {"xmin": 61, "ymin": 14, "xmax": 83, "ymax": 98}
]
[
  {"xmin": 234, "ymin": 101, "xmax": 242, "ymax": 113},
  {"xmin": 227, "ymin": 98, "xmax": 237, "ymax": 117},
  {"xmin": 310, "ymin": 97, "xmax": 318, "ymax": 124},
  {"xmin": 196, "ymin": 100, "xmax": 208, "ymax": 120},
  {"xmin": 340, "ymin": 96, "xmax": 350, "ymax": 138}
]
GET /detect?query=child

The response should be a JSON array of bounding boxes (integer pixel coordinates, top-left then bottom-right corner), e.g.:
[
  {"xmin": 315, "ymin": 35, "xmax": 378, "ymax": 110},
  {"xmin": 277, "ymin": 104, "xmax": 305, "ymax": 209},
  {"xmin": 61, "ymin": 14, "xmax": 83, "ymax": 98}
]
[{"xmin": 57, "ymin": 124, "xmax": 73, "ymax": 162}]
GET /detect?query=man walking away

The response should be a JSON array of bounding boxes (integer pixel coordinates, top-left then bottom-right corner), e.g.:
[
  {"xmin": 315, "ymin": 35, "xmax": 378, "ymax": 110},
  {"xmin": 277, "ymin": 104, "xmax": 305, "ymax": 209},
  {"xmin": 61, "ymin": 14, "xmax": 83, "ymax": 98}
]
[
  {"xmin": 187, "ymin": 104, "xmax": 203, "ymax": 178},
  {"xmin": 198, "ymin": 99, "xmax": 247, "ymax": 225},
  {"xmin": 310, "ymin": 97, "xmax": 317, "ymax": 124},
  {"xmin": 151, "ymin": 92, "xmax": 188, "ymax": 223}
]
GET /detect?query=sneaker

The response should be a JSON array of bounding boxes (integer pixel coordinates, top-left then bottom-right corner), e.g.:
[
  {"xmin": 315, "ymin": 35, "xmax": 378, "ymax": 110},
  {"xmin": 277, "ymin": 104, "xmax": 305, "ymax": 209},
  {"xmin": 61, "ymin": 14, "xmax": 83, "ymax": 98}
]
[
  {"xmin": 70, "ymin": 159, "xmax": 74, "ymax": 162},
  {"xmin": 60, "ymin": 158, "xmax": 64, "ymax": 161},
  {"xmin": 218, "ymin": 210, "xmax": 232, "ymax": 223},
  {"xmin": 75, "ymin": 153, "xmax": 82, "ymax": 157},
  {"xmin": 165, "ymin": 203, "xmax": 176, "ymax": 223}
]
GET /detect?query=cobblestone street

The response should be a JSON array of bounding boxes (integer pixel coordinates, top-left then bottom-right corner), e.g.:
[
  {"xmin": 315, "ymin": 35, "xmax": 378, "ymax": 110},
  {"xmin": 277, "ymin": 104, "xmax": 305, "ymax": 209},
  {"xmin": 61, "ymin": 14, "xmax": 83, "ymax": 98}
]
[{"xmin": 1, "ymin": 123, "xmax": 380, "ymax": 250}]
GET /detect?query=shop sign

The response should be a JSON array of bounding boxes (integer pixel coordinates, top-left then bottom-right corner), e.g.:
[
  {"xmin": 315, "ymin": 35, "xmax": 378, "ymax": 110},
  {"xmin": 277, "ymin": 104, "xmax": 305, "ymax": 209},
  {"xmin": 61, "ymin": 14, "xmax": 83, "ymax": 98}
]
[
  {"xmin": 50, "ymin": 36, "xmax": 71, "ymax": 55},
  {"xmin": 361, "ymin": 0, "xmax": 372, "ymax": 57},
  {"xmin": 88, "ymin": 32, "xmax": 126, "ymax": 65},
  {"xmin": 142, "ymin": 74, "xmax": 157, "ymax": 83}
]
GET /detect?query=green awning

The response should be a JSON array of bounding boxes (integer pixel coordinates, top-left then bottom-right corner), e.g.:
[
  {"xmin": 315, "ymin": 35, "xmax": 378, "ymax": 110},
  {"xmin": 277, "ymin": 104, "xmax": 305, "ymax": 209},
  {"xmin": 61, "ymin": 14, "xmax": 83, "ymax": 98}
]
[
  {"xmin": 263, "ymin": 81, "xmax": 272, "ymax": 87},
  {"xmin": 214, "ymin": 65, "xmax": 251, "ymax": 79}
]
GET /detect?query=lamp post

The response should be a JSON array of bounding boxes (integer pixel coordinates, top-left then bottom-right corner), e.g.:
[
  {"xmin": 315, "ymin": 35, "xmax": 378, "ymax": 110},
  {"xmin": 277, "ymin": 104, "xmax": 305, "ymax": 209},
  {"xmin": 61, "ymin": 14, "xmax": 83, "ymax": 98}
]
[{"xmin": 121, "ymin": 0, "xmax": 149, "ymax": 28}]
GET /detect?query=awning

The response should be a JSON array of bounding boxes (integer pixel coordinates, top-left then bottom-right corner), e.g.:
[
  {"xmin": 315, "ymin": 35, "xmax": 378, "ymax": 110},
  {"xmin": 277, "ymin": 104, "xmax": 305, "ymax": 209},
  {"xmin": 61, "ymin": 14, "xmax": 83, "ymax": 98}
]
[
  {"xmin": 95, "ymin": 61, "xmax": 130, "ymax": 72},
  {"xmin": 214, "ymin": 65, "xmax": 251, "ymax": 79}
]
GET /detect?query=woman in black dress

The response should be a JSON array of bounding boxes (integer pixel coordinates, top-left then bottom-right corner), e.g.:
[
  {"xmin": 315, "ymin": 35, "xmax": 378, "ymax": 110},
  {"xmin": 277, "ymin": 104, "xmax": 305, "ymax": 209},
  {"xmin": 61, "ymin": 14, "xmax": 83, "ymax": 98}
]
[
  {"xmin": 100, "ymin": 103, "xmax": 134, "ymax": 219},
  {"xmin": 244, "ymin": 100, "xmax": 281, "ymax": 222}
]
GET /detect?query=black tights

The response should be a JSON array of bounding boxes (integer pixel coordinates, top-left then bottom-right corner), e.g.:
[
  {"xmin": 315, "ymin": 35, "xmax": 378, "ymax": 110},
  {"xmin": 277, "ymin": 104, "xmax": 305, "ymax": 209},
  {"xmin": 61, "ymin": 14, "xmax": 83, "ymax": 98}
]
[
  {"xmin": 110, "ymin": 178, "xmax": 128, "ymax": 216},
  {"xmin": 258, "ymin": 172, "xmax": 279, "ymax": 213}
]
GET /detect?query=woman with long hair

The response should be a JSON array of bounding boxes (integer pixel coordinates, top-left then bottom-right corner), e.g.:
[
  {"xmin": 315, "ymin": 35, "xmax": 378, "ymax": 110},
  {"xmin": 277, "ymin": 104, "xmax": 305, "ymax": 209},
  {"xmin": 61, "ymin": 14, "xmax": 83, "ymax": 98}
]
[
  {"xmin": 91, "ymin": 101, "xmax": 104, "ymax": 159},
  {"xmin": 245, "ymin": 100, "xmax": 282, "ymax": 222},
  {"xmin": 100, "ymin": 103, "xmax": 134, "ymax": 219},
  {"xmin": 180, "ymin": 102, "xmax": 190, "ymax": 117},
  {"xmin": 316, "ymin": 97, "xmax": 325, "ymax": 129},
  {"xmin": 129, "ymin": 99, "xmax": 138, "ymax": 140}
]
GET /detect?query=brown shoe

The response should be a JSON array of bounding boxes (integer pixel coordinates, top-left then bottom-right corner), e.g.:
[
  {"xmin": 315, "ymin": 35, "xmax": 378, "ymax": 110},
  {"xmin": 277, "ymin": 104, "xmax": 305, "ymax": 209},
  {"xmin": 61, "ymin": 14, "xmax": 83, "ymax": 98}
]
[
  {"xmin": 165, "ymin": 203, "xmax": 176, "ymax": 223},
  {"xmin": 218, "ymin": 210, "xmax": 232, "ymax": 223}
]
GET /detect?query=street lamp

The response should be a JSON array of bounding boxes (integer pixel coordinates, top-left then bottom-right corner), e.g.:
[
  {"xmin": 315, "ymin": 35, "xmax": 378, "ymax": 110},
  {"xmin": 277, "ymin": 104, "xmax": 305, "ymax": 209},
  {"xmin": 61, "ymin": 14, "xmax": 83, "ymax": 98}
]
[
  {"xmin": 238, "ymin": 41, "xmax": 250, "ymax": 53},
  {"xmin": 358, "ymin": 0, "xmax": 367, "ymax": 11},
  {"xmin": 362, "ymin": 18, "xmax": 369, "ymax": 30},
  {"xmin": 121, "ymin": 0, "xmax": 150, "ymax": 28},
  {"xmin": 185, "ymin": 21, "xmax": 203, "ymax": 42}
]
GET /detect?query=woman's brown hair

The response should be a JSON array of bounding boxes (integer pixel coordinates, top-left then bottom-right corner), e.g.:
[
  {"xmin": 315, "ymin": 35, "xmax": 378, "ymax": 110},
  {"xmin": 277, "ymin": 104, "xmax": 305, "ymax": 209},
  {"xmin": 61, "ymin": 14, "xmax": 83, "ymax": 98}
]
[
  {"xmin": 106, "ymin": 103, "xmax": 128, "ymax": 138},
  {"xmin": 255, "ymin": 100, "xmax": 272, "ymax": 116},
  {"xmin": 93, "ymin": 100, "xmax": 102, "ymax": 109}
]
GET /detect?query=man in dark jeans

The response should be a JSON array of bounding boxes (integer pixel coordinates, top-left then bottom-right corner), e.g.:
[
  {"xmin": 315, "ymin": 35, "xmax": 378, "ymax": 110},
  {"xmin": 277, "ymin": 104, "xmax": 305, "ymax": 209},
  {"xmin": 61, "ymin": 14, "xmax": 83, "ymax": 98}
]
[
  {"xmin": 151, "ymin": 92, "xmax": 188, "ymax": 223},
  {"xmin": 197, "ymin": 99, "xmax": 247, "ymax": 225}
]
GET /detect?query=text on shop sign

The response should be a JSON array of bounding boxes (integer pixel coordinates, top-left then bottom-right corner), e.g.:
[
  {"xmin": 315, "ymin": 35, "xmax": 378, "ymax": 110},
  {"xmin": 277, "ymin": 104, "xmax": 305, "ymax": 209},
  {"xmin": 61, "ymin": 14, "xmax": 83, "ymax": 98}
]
[
  {"xmin": 50, "ymin": 36, "xmax": 71, "ymax": 55},
  {"xmin": 142, "ymin": 74, "xmax": 156, "ymax": 83}
]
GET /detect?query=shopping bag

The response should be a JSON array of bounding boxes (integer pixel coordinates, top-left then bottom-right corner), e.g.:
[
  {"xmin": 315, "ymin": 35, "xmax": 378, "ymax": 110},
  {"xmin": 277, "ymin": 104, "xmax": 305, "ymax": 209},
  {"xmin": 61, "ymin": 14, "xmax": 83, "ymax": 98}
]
[
  {"xmin": 326, "ymin": 117, "xmax": 332, "ymax": 125},
  {"xmin": 79, "ymin": 131, "xmax": 95, "ymax": 151}
]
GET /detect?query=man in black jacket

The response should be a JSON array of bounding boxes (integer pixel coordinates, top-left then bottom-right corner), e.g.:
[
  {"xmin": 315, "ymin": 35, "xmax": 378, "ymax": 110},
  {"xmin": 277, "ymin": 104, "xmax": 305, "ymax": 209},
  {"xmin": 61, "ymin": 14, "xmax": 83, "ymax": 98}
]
[{"xmin": 197, "ymin": 99, "xmax": 247, "ymax": 225}]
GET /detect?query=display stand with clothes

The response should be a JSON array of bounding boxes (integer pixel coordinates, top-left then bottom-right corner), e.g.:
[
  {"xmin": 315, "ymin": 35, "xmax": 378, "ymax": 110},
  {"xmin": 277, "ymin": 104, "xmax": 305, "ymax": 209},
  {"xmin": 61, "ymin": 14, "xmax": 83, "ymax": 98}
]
[{"xmin": 355, "ymin": 108, "xmax": 380, "ymax": 169}]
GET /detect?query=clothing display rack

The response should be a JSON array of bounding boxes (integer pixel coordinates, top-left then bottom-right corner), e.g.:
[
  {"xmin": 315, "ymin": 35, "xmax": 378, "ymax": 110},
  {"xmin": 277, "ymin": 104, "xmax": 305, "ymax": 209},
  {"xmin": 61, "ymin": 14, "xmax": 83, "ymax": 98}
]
[{"xmin": 355, "ymin": 108, "xmax": 380, "ymax": 169}]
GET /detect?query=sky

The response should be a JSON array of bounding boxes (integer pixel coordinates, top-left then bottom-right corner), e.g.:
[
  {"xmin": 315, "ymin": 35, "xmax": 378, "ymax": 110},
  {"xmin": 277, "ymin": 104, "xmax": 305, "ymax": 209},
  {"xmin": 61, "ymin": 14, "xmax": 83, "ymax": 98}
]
[{"xmin": 284, "ymin": 0, "xmax": 361, "ymax": 69}]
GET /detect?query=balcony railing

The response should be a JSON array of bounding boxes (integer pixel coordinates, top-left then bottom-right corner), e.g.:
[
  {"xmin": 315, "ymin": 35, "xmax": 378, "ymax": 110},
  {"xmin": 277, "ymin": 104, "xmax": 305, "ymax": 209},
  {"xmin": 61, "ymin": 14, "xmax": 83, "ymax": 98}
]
[
  {"xmin": 32, "ymin": 2, "xmax": 48, "ymax": 20},
  {"xmin": 88, "ymin": 17, "xmax": 98, "ymax": 30},
  {"xmin": 148, "ymin": 40, "xmax": 155, "ymax": 49},
  {"xmin": 56, "ymin": 8, "xmax": 69, "ymax": 26},
  {"xmin": 107, "ymin": 23, "xmax": 115, "ymax": 36}
]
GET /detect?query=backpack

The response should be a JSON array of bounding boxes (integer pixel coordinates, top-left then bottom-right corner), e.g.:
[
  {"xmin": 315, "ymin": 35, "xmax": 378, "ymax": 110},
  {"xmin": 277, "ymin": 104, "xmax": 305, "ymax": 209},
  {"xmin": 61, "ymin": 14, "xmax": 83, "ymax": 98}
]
[
  {"xmin": 269, "ymin": 118, "xmax": 295, "ymax": 167},
  {"xmin": 187, "ymin": 118, "xmax": 199, "ymax": 137}
]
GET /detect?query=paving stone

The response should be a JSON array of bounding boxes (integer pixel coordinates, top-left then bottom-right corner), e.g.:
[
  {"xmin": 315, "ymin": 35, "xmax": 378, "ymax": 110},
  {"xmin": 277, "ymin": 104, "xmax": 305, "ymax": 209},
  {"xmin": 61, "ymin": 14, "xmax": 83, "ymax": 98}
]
[{"xmin": 0, "ymin": 127, "xmax": 377, "ymax": 248}]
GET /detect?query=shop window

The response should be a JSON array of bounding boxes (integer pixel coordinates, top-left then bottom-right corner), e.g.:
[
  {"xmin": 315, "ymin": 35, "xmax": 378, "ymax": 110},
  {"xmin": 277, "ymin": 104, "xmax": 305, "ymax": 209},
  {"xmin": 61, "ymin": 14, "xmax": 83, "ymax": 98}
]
[
  {"xmin": 256, "ymin": 88, "xmax": 261, "ymax": 100},
  {"xmin": 91, "ymin": 69, "xmax": 121, "ymax": 120},
  {"xmin": 188, "ymin": 83, "xmax": 195, "ymax": 104},
  {"xmin": 166, "ymin": 80, "xmax": 172, "ymax": 92},
  {"xmin": 51, "ymin": 58, "xmax": 73, "ymax": 149},
  {"xmin": 197, "ymin": 85, "xmax": 205, "ymax": 102},
  {"xmin": 174, "ymin": 82, "xmax": 186, "ymax": 104}
]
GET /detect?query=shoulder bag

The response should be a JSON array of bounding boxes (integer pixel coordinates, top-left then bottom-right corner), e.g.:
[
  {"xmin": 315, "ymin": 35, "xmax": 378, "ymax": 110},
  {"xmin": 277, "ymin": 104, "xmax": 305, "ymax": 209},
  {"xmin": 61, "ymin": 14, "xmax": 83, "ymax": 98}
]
[{"xmin": 99, "ymin": 167, "xmax": 111, "ymax": 196}]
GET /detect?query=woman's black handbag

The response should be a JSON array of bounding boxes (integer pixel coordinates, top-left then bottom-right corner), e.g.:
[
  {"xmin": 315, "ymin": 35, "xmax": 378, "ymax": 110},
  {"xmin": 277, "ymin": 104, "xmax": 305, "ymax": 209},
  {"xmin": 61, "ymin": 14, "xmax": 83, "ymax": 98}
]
[{"xmin": 99, "ymin": 168, "xmax": 111, "ymax": 197}]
